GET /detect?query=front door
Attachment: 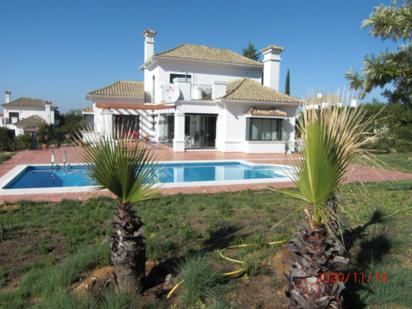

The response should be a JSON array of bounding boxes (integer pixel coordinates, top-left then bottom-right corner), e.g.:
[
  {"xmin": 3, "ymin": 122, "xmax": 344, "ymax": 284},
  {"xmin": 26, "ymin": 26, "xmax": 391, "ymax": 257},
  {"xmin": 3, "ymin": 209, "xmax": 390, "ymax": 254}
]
[{"xmin": 184, "ymin": 114, "xmax": 217, "ymax": 149}]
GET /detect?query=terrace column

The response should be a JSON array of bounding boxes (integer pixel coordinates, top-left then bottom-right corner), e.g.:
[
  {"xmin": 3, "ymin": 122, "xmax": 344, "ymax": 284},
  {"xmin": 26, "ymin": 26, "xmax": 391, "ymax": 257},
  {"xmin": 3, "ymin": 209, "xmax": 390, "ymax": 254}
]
[
  {"xmin": 102, "ymin": 110, "xmax": 113, "ymax": 139},
  {"xmin": 173, "ymin": 111, "xmax": 185, "ymax": 152}
]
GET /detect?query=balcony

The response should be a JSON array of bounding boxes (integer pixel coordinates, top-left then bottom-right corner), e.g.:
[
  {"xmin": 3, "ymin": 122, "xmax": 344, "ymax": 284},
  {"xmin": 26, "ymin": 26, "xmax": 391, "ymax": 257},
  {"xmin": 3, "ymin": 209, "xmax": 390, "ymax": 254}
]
[
  {"xmin": 165, "ymin": 78, "xmax": 226, "ymax": 102},
  {"xmin": 190, "ymin": 84, "xmax": 212, "ymax": 100}
]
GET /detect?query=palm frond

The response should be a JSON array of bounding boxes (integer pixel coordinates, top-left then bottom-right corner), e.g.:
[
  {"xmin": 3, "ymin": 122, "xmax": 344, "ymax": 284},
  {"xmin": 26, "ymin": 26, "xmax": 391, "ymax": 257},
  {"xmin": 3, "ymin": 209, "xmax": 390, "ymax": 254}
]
[
  {"xmin": 294, "ymin": 106, "xmax": 377, "ymax": 225},
  {"xmin": 74, "ymin": 126, "xmax": 160, "ymax": 203}
]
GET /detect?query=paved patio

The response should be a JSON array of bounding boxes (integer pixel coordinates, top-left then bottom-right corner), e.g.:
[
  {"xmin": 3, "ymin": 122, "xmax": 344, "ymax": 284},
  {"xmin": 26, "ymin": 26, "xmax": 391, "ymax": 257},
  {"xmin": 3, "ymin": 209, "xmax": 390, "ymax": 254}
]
[{"xmin": 0, "ymin": 146, "xmax": 411, "ymax": 203}]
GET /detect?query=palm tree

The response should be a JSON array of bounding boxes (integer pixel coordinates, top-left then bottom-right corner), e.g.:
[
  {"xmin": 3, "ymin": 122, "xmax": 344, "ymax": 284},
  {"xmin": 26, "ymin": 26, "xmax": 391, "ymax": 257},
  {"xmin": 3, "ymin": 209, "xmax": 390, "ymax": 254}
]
[
  {"xmin": 284, "ymin": 107, "xmax": 375, "ymax": 308},
  {"xmin": 76, "ymin": 129, "xmax": 159, "ymax": 293}
]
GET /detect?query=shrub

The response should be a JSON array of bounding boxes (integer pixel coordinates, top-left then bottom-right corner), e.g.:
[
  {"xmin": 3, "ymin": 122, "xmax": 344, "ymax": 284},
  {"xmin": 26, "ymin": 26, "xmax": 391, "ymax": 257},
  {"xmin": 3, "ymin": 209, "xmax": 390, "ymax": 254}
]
[
  {"xmin": 37, "ymin": 123, "xmax": 53, "ymax": 144},
  {"xmin": 177, "ymin": 255, "xmax": 224, "ymax": 306},
  {"xmin": 0, "ymin": 127, "xmax": 15, "ymax": 151},
  {"xmin": 15, "ymin": 133, "xmax": 34, "ymax": 150}
]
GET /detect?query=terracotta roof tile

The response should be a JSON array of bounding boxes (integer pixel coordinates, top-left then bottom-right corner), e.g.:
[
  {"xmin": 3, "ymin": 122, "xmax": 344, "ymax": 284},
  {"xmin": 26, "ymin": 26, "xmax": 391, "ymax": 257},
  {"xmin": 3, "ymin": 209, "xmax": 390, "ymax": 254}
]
[
  {"xmin": 88, "ymin": 81, "xmax": 144, "ymax": 97},
  {"xmin": 82, "ymin": 106, "xmax": 94, "ymax": 113},
  {"xmin": 151, "ymin": 44, "xmax": 263, "ymax": 67},
  {"xmin": 15, "ymin": 115, "xmax": 45, "ymax": 128},
  {"xmin": 95, "ymin": 103, "xmax": 175, "ymax": 110},
  {"xmin": 2, "ymin": 97, "xmax": 52, "ymax": 108},
  {"xmin": 221, "ymin": 79, "xmax": 304, "ymax": 104}
]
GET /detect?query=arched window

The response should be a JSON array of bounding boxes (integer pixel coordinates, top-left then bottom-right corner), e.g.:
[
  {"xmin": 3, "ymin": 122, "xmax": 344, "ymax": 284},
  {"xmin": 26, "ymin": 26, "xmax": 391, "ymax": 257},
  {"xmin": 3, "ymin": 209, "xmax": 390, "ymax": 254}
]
[{"xmin": 152, "ymin": 75, "xmax": 156, "ymax": 103}]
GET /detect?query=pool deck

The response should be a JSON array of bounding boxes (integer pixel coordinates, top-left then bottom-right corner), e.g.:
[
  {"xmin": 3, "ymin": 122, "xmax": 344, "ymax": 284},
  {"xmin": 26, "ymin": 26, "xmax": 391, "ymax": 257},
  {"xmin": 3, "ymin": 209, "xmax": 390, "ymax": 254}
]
[{"xmin": 0, "ymin": 146, "xmax": 411, "ymax": 203}]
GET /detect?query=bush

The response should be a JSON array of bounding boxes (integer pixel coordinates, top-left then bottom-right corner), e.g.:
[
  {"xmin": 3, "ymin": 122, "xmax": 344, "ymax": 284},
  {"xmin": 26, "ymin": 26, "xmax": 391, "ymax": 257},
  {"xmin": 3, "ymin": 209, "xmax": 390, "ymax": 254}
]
[
  {"xmin": 15, "ymin": 134, "xmax": 34, "ymax": 150},
  {"xmin": 37, "ymin": 123, "xmax": 53, "ymax": 145},
  {"xmin": 0, "ymin": 127, "xmax": 15, "ymax": 151},
  {"xmin": 177, "ymin": 255, "xmax": 224, "ymax": 306},
  {"xmin": 59, "ymin": 110, "xmax": 85, "ymax": 141}
]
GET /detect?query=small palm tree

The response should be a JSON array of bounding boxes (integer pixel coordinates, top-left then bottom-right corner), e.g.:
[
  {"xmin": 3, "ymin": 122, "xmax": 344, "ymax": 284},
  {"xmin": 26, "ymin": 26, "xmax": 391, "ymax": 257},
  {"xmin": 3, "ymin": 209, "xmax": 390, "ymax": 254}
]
[
  {"xmin": 76, "ymin": 129, "xmax": 159, "ymax": 293},
  {"xmin": 285, "ymin": 107, "xmax": 375, "ymax": 308}
]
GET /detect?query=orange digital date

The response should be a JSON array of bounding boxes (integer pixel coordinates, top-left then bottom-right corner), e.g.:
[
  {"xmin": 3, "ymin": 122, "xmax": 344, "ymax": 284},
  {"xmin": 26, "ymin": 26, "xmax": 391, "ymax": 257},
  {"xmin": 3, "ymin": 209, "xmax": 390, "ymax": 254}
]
[{"xmin": 316, "ymin": 272, "xmax": 388, "ymax": 284}]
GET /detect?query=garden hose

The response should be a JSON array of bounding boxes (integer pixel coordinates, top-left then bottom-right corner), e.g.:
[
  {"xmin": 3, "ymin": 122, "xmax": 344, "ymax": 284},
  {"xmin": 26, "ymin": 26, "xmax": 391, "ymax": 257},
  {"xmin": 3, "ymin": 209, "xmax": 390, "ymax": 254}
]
[{"xmin": 166, "ymin": 240, "xmax": 286, "ymax": 299}]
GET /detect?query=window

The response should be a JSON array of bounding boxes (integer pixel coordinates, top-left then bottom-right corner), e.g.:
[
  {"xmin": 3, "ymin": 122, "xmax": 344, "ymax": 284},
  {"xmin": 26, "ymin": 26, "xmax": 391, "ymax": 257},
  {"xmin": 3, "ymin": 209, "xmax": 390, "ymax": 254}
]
[
  {"xmin": 170, "ymin": 73, "xmax": 191, "ymax": 83},
  {"xmin": 9, "ymin": 112, "xmax": 19, "ymax": 124},
  {"xmin": 246, "ymin": 118, "xmax": 282, "ymax": 141}
]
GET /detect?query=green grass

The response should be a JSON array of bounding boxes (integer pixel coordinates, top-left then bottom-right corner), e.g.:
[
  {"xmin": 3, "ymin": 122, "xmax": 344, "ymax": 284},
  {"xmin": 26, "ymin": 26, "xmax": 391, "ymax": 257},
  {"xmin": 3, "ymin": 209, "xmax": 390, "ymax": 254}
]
[
  {"xmin": 0, "ymin": 151, "xmax": 14, "ymax": 163},
  {"xmin": 364, "ymin": 152, "xmax": 412, "ymax": 173},
  {"xmin": 176, "ymin": 255, "xmax": 225, "ymax": 307},
  {"xmin": 1, "ymin": 181, "xmax": 412, "ymax": 308}
]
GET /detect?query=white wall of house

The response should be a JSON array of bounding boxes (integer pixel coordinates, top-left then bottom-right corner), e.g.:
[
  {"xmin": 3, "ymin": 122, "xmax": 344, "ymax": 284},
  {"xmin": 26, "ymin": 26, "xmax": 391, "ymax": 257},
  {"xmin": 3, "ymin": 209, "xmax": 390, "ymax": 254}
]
[
  {"xmin": 217, "ymin": 102, "xmax": 297, "ymax": 153},
  {"xmin": 144, "ymin": 60, "xmax": 262, "ymax": 103},
  {"xmin": 1, "ymin": 105, "xmax": 55, "ymax": 136},
  {"xmin": 3, "ymin": 105, "xmax": 55, "ymax": 125},
  {"xmin": 170, "ymin": 100, "xmax": 298, "ymax": 153}
]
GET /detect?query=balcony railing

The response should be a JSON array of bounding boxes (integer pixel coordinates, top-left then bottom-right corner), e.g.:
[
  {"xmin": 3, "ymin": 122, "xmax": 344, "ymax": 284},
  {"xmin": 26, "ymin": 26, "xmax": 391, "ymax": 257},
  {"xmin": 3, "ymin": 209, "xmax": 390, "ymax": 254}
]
[
  {"xmin": 157, "ymin": 82, "xmax": 216, "ymax": 102},
  {"xmin": 190, "ymin": 84, "xmax": 213, "ymax": 100}
]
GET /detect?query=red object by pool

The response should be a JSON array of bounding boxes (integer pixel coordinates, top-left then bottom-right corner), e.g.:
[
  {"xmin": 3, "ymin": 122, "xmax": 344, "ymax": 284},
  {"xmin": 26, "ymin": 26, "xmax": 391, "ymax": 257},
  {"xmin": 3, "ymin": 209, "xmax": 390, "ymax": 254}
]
[{"xmin": 122, "ymin": 131, "xmax": 139, "ymax": 139}]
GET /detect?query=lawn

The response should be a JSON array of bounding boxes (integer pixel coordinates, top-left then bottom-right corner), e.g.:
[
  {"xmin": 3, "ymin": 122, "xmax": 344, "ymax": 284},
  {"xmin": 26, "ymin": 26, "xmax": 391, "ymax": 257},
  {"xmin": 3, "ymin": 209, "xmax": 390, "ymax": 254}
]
[
  {"xmin": 0, "ymin": 152, "xmax": 14, "ymax": 164},
  {"xmin": 373, "ymin": 152, "xmax": 412, "ymax": 174},
  {"xmin": 1, "ymin": 179, "xmax": 412, "ymax": 308}
]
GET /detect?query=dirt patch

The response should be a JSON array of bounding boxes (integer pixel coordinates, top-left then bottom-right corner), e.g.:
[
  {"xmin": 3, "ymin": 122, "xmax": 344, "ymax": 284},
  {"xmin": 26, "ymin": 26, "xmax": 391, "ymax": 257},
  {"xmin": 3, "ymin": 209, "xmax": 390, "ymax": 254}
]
[
  {"xmin": 72, "ymin": 266, "xmax": 114, "ymax": 297},
  {"xmin": 224, "ymin": 273, "xmax": 288, "ymax": 308},
  {"xmin": 71, "ymin": 261, "xmax": 175, "ymax": 300}
]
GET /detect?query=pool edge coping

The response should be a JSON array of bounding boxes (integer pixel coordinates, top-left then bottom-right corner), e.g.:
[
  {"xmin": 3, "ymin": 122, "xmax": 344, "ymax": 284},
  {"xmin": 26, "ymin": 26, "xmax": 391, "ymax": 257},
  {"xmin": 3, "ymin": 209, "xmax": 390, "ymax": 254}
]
[{"xmin": 0, "ymin": 160, "xmax": 295, "ymax": 196}]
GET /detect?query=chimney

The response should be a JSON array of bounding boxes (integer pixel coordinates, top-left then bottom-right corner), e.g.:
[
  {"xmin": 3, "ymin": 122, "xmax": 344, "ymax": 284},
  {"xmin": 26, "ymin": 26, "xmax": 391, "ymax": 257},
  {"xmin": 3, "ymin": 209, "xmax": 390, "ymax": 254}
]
[
  {"xmin": 4, "ymin": 90, "xmax": 11, "ymax": 103},
  {"xmin": 261, "ymin": 45, "xmax": 283, "ymax": 91},
  {"xmin": 143, "ymin": 29, "xmax": 157, "ymax": 62}
]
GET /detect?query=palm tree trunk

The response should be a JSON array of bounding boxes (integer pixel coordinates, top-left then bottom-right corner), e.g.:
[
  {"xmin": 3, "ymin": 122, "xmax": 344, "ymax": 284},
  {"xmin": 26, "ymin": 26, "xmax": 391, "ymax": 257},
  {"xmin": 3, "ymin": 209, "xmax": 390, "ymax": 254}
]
[
  {"xmin": 286, "ymin": 222, "xmax": 348, "ymax": 309},
  {"xmin": 110, "ymin": 201, "xmax": 145, "ymax": 293}
]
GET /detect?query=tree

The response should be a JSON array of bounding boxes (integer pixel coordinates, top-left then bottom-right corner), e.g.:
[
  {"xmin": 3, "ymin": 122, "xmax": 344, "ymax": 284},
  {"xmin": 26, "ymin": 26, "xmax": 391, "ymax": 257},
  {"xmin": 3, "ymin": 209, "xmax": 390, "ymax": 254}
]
[
  {"xmin": 242, "ymin": 42, "xmax": 259, "ymax": 61},
  {"xmin": 37, "ymin": 123, "xmax": 53, "ymax": 145},
  {"xmin": 284, "ymin": 107, "xmax": 375, "ymax": 308},
  {"xmin": 75, "ymin": 130, "xmax": 159, "ymax": 293},
  {"xmin": 59, "ymin": 109, "xmax": 85, "ymax": 140},
  {"xmin": 362, "ymin": 100, "xmax": 412, "ymax": 152},
  {"xmin": 285, "ymin": 69, "xmax": 291, "ymax": 95},
  {"xmin": 346, "ymin": 1, "xmax": 412, "ymax": 105}
]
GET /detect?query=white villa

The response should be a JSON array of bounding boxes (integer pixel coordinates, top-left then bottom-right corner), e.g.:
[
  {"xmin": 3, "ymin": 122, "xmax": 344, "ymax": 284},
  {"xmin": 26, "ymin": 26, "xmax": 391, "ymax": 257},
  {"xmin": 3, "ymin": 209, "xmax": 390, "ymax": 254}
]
[
  {"xmin": 1, "ymin": 91, "xmax": 56, "ymax": 136},
  {"xmin": 84, "ymin": 29, "xmax": 303, "ymax": 153},
  {"xmin": 304, "ymin": 91, "xmax": 358, "ymax": 110}
]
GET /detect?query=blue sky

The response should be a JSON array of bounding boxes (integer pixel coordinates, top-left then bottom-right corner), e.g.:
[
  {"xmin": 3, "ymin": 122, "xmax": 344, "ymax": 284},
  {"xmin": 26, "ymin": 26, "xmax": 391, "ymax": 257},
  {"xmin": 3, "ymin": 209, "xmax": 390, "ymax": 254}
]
[{"xmin": 0, "ymin": 0, "xmax": 398, "ymax": 111}]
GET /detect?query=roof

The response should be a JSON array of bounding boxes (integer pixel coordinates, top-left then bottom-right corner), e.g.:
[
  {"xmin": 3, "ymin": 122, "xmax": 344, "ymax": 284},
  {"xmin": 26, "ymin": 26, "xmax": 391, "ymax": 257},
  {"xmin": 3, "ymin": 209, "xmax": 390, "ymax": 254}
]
[
  {"xmin": 260, "ymin": 45, "xmax": 284, "ymax": 53},
  {"xmin": 14, "ymin": 115, "xmax": 45, "ymax": 128},
  {"xmin": 306, "ymin": 93, "xmax": 341, "ymax": 105},
  {"xmin": 150, "ymin": 44, "xmax": 263, "ymax": 67},
  {"xmin": 221, "ymin": 79, "xmax": 304, "ymax": 104},
  {"xmin": 95, "ymin": 103, "xmax": 175, "ymax": 110},
  {"xmin": 82, "ymin": 106, "xmax": 94, "ymax": 113},
  {"xmin": 247, "ymin": 108, "xmax": 287, "ymax": 117},
  {"xmin": 2, "ymin": 97, "xmax": 52, "ymax": 108},
  {"xmin": 143, "ymin": 29, "xmax": 157, "ymax": 36},
  {"xmin": 87, "ymin": 81, "xmax": 145, "ymax": 98}
]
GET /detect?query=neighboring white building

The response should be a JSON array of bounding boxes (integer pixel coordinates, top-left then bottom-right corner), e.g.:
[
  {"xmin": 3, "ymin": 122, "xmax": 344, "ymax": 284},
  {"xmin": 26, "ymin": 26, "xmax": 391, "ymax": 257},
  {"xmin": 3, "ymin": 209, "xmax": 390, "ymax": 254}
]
[
  {"xmin": 85, "ymin": 30, "xmax": 303, "ymax": 153},
  {"xmin": 304, "ymin": 91, "xmax": 358, "ymax": 110},
  {"xmin": 1, "ymin": 91, "xmax": 56, "ymax": 136}
]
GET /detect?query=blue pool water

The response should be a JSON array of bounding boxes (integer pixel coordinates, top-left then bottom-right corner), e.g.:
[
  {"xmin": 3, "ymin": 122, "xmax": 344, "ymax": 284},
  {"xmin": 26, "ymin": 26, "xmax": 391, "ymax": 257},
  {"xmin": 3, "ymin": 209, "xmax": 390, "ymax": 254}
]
[{"xmin": 3, "ymin": 162, "xmax": 291, "ymax": 189}]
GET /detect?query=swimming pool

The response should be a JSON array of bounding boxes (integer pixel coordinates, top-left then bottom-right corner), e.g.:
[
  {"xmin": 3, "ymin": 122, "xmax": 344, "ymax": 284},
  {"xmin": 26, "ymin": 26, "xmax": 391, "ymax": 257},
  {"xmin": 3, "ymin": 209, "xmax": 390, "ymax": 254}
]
[{"xmin": 0, "ymin": 161, "xmax": 293, "ymax": 193}]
